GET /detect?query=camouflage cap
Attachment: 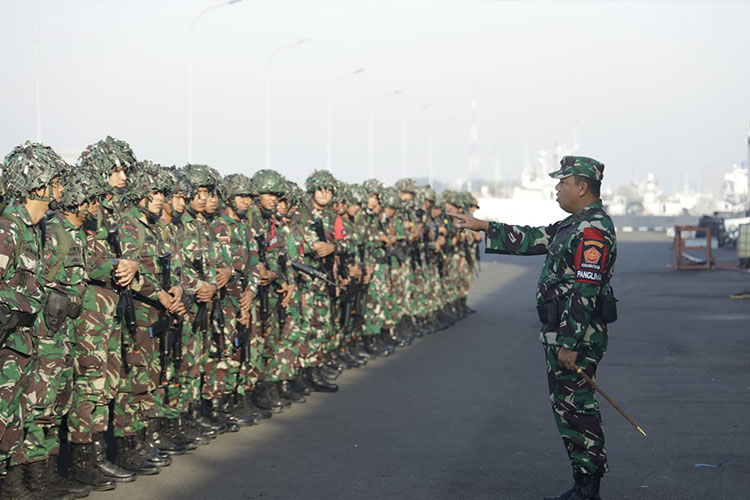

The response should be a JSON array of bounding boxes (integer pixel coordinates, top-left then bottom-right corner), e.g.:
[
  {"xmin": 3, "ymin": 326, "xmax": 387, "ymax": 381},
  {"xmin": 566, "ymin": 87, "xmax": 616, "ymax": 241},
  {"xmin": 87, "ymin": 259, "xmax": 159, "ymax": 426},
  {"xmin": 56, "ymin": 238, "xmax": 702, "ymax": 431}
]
[
  {"xmin": 78, "ymin": 136, "xmax": 137, "ymax": 178},
  {"xmin": 251, "ymin": 169, "xmax": 286, "ymax": 196},
  {"xmin": 3, "ymin": 141, "xmax": 69, "ymax": 197},
  {"xmin": 394, "ymin": 178, "xmax": 418, "ymax": 194},
  {"xmin": 549, "ymin": 156, "xmax": 605, "ymax": 182},
  {"xmin": 305, "ymin": 169, "xmax": 337, "ymax": 194}
]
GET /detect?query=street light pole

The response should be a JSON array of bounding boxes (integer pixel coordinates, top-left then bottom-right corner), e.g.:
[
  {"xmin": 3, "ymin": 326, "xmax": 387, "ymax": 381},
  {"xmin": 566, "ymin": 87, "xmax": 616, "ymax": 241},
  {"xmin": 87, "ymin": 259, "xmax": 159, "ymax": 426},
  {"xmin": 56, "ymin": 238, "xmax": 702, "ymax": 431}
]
[
  {"xmin": 326, "ymin": 68, "xmax": 365, "ymax": 174},
  {"xmin": 187, "ymin": 0, "xmax": 243, "ymax": 163},
  {"xmin": 265, "ymin": 38, "xmax": 308, "ymax": 170},
  {"xmin": 34, "ymin": 0, "xmax": 42, "ymax": 142}
]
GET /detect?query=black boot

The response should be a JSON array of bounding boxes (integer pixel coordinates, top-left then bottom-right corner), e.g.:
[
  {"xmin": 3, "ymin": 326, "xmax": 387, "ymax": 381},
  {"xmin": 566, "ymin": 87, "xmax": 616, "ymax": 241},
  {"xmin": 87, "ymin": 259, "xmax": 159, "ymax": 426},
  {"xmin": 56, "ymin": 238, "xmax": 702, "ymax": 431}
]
[
  {"xmin": 201, "ymin": 399, "xmax": 237, "ymax": 433},
  {"xmin": 70, "ymin": 444, "xmax": 115, "ymax": 492},
  {"xmin": 251, "ymin": 382, "xmax": 284, "ymax": 413},
  {"xmin": 290, "ymin": 372, "xmax": 313, "ymax": 396},
  {"xmin": 190, "ymin": 401, "xmax": 222, "ymax": 436},
  {"xmin": 115, "ymin": 436, "xmax": 160, "ymax": 475},
  {"xmin": 269, "ymin": 383, "xmax": 292, "ymax": 409},
  {"xmin": 306, "ymin": 366, "xmax": 339, "ymax": 393},
  {"xmin": 361, "ymin": 336, "xmax": 379, "ymax": 358},
  {"xmin": 279, "ymin": 380, "xmax": 306, "ymax": 403},
  {"xmin": 160, "ymin": 417, "xmax": 199, "ymax": 450},
  {"xmin": 220, "ymin": 393, "xmax": 257, "ymax": 427},
  {"xmin": 347, "ymin": 340, "xmax": 368, "ymax": 365},
  {"xmin": 147, "ymin": 419, "xmax": 186, "ymax": 455},
  {"xmin": 376, "ymin": 332, "xmax": 395, "ymax": 355},
  {"xmin": 92, "ymin": 433, "xmax": 135, "ymax": 482},
  {"xmin": 24, "ymin": 460, "xmax": 77, "ymax": 500},
  {"xmin": 245, "ymin": 391, "xmax": 272, "ymax": 419},
  {"xmin": 320, "ymin": 361, "xmax": 341, "ymax": 381},
  {"xmin": 1, "ymin": 464, "xmax": 36, "ymax": 500},
  {"xmin": 229, "ymin": 392, "xmax": 261, "ymax": 426},
  {"xmin": 177, "ymin": 414, "xmax": 213, "ymax": 445},
  {"xmin": 137, "ymin": 429, "xmax": 172, "ymax": 467},
  {"xmin": 544, "ymin": 473, "xmax": 602, "ymax": 500}
]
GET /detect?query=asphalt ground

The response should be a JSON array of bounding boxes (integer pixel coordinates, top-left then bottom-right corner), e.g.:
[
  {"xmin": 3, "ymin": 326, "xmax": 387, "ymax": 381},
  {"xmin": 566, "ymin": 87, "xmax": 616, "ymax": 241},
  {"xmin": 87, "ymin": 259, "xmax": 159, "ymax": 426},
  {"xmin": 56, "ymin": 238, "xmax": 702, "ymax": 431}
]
[{"xmin": 87, "ymin": 232, "xmax": 750, "ymax": 500}]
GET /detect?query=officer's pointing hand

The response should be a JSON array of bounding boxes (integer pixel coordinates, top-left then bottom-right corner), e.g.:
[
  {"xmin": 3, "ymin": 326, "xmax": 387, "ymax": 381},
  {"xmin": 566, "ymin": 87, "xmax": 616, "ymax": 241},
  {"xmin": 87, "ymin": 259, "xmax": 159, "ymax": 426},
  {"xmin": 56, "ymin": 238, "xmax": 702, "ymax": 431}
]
[
  {"xmin": 446, "ymin": 212, "xmax": 489, "ymax": 232},
  {"xmin": 556, "ymin": 347, "xmax": 579, "ymax": 371}
]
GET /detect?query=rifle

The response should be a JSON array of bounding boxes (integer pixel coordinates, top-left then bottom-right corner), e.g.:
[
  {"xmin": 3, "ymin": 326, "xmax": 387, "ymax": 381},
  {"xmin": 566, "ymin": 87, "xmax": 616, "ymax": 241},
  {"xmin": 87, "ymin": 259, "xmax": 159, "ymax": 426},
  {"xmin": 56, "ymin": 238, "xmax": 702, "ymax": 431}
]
[
  {"xmin": 157, "ymin": 251, "xmax": 172, "ymax": 389},
  {"xmin": 255, "ymin": 233, "xmax": 270, "ymax": 336},
  {"xmin": 211, "ymin": 288, "xmax": 226, "ymax": 357},
  {"xmin": 353, "ymin": 242, "xmax": 369, "ymax": 319},
  {"xmin": 311, "ymin": 218, "xmax": 336, "ymax": 299},
  {"xmin": 338, "ymin": 252, "xmax": 356, "ymax": 330},
  {"xmin": 106, "ymin": 225, "xmax": 138, "ymax": 373},
  {"xmin": 235, "ymin": 273, "xmax": 251, "ymax": 368},
  {"xmin": 291, "ymin": 260, "xmax": 344, "ymax": 290},
  {"xmin": 191, "ymin": 256, "xmax": 209, "ymax": 335},
  {"xmin": 277, "ymin": 252, "xmax": 288, "ymax": 331}
]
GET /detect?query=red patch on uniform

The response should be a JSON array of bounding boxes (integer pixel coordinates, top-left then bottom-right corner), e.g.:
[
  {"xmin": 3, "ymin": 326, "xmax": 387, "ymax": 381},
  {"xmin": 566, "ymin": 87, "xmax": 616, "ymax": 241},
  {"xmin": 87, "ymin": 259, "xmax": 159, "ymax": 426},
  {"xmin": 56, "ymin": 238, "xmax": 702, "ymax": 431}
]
[
  {"xmin": 218, "ymin": 236, "xmax": 230, "ymax": 245},
  {"xmin": 574, "ymin": 227, "xmax": 608, "ymax": 284}
]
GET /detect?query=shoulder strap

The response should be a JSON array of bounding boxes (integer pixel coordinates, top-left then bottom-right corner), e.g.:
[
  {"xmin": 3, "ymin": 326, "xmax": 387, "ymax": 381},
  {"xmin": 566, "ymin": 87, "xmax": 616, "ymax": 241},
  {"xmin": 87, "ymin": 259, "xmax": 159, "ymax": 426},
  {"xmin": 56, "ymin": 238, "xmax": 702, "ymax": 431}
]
[
  {"xmin": 0, "ymin": 213, "xmax": 26, "ymax": 278},
  {"xmin": 44, "ymin": 222, "xmax": 74, "ymax": 282}
]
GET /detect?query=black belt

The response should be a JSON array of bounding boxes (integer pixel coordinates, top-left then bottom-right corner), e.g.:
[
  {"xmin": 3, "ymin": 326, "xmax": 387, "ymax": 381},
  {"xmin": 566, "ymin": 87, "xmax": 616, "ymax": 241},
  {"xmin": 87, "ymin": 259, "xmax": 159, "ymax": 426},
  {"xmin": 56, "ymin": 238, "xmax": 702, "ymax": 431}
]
[
  {"xmin": 132, "ymin": 294, "xmax": 163, "ymax": 310},
  {"xmin": 16, "ymin": 311, "xmax": 36, "ymax": 327},
  {"xmin": 88, "ymin": 278, "xmax": 113, "ymax": 290}
]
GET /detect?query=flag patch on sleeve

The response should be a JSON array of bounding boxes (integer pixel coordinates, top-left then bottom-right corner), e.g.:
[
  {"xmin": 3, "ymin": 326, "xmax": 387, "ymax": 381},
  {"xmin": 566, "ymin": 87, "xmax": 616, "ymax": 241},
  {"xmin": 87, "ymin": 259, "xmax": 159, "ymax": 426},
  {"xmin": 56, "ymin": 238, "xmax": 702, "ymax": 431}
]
[{"xmin": 574, "ymin": 227, "xmax": 607, "ymax": 284}]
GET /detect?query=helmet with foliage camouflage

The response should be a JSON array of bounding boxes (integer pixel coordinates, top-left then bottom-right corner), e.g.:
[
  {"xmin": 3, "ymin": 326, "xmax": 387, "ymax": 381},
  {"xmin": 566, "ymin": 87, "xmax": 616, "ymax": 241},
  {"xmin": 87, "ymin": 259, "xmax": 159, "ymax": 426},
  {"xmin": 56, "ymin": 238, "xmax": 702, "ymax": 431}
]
[
  {"xmin": 349, "ymin": 184, "xmax": 367, "ymax": 205},
  {"xmin": 59, "ymin": 165, "xmax": 100, "ymax": 211},
  {"xmin": 167, "ymin": 167, "xmax": 192, "ymax": 198},
  {"xmin": 335, "ymin": 183, "xmax": 353, "ymax": 205},
  {"xmin": 423, "ymin": 186, "xmax": 437, "ymax": 203},
  {"xmin": 467, "ymin": 193, "xmax": 479, "ymax": 209},
  {"xmin": 381, "ymin": 187, "xmax": 401, "ymax": 209},
  {"xmin": 78, "ymin": 136, "xmax": 137, "ymax": 181},
  {"xmin": 126, "ymin": 161, "xmax": 172, "ymax": 204},
  {"xmin": 3, "ymin": 141, "xmax": 69, "ymax": 199},
  {"xmin": 394, "ymin": 178, "xmax": 418, "ymax": 194},
  {"xmin": 280, "ymin": 180, "xmax": 305, "ymax": 207},
  {"xmin": 305, "ymin": 169, "xmax": 337, "ymax": 194},
  {"xmin": 442, "ymin": 189, "xmax": 459, "ymax": 208},
  {"xmin": 181, "ymin": 164, "xmax": 217, "ymax": 198},
  {"xmin": 221, "ymin": 173, "xmax": 254, "ymax": 200},
  {"xmin": 362, "ymin": 178, "xmax": 383, "ymax": 198},
  {"xmin": 251, "ymin": 169, "xmax": 286, "ymax": 196}
]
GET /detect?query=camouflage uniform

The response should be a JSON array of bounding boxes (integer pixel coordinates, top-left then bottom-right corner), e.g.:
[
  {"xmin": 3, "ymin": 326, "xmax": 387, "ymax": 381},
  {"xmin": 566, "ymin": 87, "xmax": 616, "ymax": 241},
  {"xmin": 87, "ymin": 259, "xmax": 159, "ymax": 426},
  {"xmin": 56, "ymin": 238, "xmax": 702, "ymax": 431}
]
[
  {"xmin": 0, "ymin": 142, "xmax": 67, "ymax": 474},
  {"xmin": 485, "ymin": 157, "xmax": 615, "ymax": 478}
]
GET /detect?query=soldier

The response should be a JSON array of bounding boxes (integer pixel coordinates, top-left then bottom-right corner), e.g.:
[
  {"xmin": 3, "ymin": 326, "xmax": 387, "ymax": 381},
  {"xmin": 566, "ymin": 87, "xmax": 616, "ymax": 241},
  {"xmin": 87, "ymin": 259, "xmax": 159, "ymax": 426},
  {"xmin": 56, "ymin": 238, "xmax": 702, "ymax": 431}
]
[
  {"xmin": 449, "ymin": 156, "xmax": 616, "ymax": 500},
  {"xmin": 75, "ymin": 137, "xmax": 144, "ymax": 478},
  {"xmin": 0, "ymin": 142, "xmax": 68, "ymax": 500}
]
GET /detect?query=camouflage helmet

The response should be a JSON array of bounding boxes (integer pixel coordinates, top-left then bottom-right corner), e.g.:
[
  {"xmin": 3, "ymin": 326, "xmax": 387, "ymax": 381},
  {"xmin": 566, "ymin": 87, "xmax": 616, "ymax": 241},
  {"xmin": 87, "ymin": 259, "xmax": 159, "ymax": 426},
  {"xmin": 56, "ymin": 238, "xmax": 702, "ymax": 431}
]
[
  {"xmin": 59, "ymin": 164, "xmax": 99, "ymax": 211},
  {"xmin": 349, "ymin": 184, "xmax": 368, "ymax": 205},
  {"xmin": 181, "ymin": 164, "xmax": 217, "ymax": 198},
  {"xmin": 78, "ymin": 136, "xmax": 137, "ymax": 180},
  {"xmin": 3, "ymin": 141, "xmax": 69, "ymax": 198},
  {"xmin": 126, "ymin": 160, "xmax": 171, "ymax": 204},
  {"xmin": 168, "ymin": 167, "xmax": 192, "ymax": 197},
  {"xmin": 305, "ymin": 169, "xmax": 337, "ymax": 194},
  {"xmin": 381, "ymin": 186, "xmax": 401, "ymax": 209},
  {"xmin": 281, "ymin": 180, "xmax": 305, "ymax": 207},
  {"xmin": 250, "ymin": 169, "xmax": 285, "ymax": 197},
  {"xmin": 423, "ymin": 186, "xmax": 437, "ymax": 203},
  {"xmin": 394, "ymin": 178, "xmax": 418, "ymax": 194},
  {"xmin": 335, "ymin": 183, "xmax": 352, "ymax": 204},
  {"xmin": 442, "ymin": 189, "xmax": 459, "ymax": 208},
  {"xmin": 221, "ymin": 173, "xmax": 254, "ymax": 200},
  {"xmin": 362, "ymin": 178, "xmax": 383, "ymax": 198},
  {"xmin": 467, "ymin": 193, "xmax": 479, "ymax": 209}
]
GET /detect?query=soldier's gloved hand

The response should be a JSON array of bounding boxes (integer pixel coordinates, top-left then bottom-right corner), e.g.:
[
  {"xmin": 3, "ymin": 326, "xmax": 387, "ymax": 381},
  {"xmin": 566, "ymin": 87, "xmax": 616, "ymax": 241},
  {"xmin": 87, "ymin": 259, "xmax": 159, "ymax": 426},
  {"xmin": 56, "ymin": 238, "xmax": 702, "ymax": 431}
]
[
  {"xmin": 312, "ymin": 241, "xmax": 334, "ymax": 258},
  {"xmin": 556, "ymin": 346, "xmax": 579, "ymax": 371},
  {"xmin": 446, "ymin": 211, "xmax": 489, "ymax": 232},
  {"xmin": 216, "ymin": 267, "xmax": 233, "ymax": 289},
  {"xmin": 115, "ymin": 259, "xmax": 139, "ymax": 287}
]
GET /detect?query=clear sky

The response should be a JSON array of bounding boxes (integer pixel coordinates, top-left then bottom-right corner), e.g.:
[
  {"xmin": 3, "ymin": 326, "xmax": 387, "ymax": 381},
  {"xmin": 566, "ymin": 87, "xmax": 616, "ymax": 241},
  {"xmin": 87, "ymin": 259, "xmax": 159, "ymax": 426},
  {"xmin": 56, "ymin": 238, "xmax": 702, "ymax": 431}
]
[{"xmin": 1, "ymin": 0, "xmax": 749, "ymax": 194}]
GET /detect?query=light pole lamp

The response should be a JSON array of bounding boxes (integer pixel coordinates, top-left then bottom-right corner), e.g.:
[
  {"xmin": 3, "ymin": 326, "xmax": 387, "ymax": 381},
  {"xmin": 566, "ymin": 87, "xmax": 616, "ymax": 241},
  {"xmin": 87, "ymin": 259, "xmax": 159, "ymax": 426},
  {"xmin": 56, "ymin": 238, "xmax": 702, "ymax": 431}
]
[
  {"xmin": 265, "ymin": 38, "xmax": 308, "ymax": 170},
  {"xmin": 187, "ymin": 0, "xmax": 244, "ymax": 163}
]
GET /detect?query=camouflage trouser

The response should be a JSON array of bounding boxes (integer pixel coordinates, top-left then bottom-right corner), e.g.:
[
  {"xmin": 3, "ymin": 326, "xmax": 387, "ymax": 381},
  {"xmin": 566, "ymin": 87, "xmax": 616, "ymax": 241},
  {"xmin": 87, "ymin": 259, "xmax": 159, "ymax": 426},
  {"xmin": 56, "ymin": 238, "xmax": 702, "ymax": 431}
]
[
  {"xmin": 363, "ymin": 264, "xmax": 392, "ymax": 335},
  {"xmin": 176, "ymin": 306, "xmax": 203, "ymax": 414},
  {"xmin": 113, "ymin": 301, "xmax": 158, "ymax": 437},
  {"xmin": 0, "ymin": 343, "xmax": 32, "ymax": 472},
  {"xmin": 68, "ymin": 285, "xmax": 121, "ymax": 443},
  {"xmin": 299, "ymin": 280, "xmax": 332, "ymax": 367},
  {"xmin": 287, "ymin": 287, "xmax": 309, "ymax": 369},
  {"xmin": 545, "ymin": 344, "xmax": 608, "ymax": 476},
  {"xmin": 264, "ymin": 295, "xmax": 302, "ymax": 382},
  {"xmin": 202, "ymin": 295, "xmax": 233, "ymax": 401},
  {"xmin": 14, "ymin": 320, "xmax": 74, "ymax": 465}
]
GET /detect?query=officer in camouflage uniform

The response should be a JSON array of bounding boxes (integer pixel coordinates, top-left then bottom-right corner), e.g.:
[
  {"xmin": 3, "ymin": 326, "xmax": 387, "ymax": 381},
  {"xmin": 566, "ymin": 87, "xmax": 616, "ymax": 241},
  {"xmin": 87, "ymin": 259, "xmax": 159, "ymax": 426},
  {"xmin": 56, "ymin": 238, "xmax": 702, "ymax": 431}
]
[
  {"xmin": 0, "ymin": 142, "xmax": 68, "ymax": 500},
  {"xmin": 450, "ymin": 156, "xmax": 616, "ymax": 500}
]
